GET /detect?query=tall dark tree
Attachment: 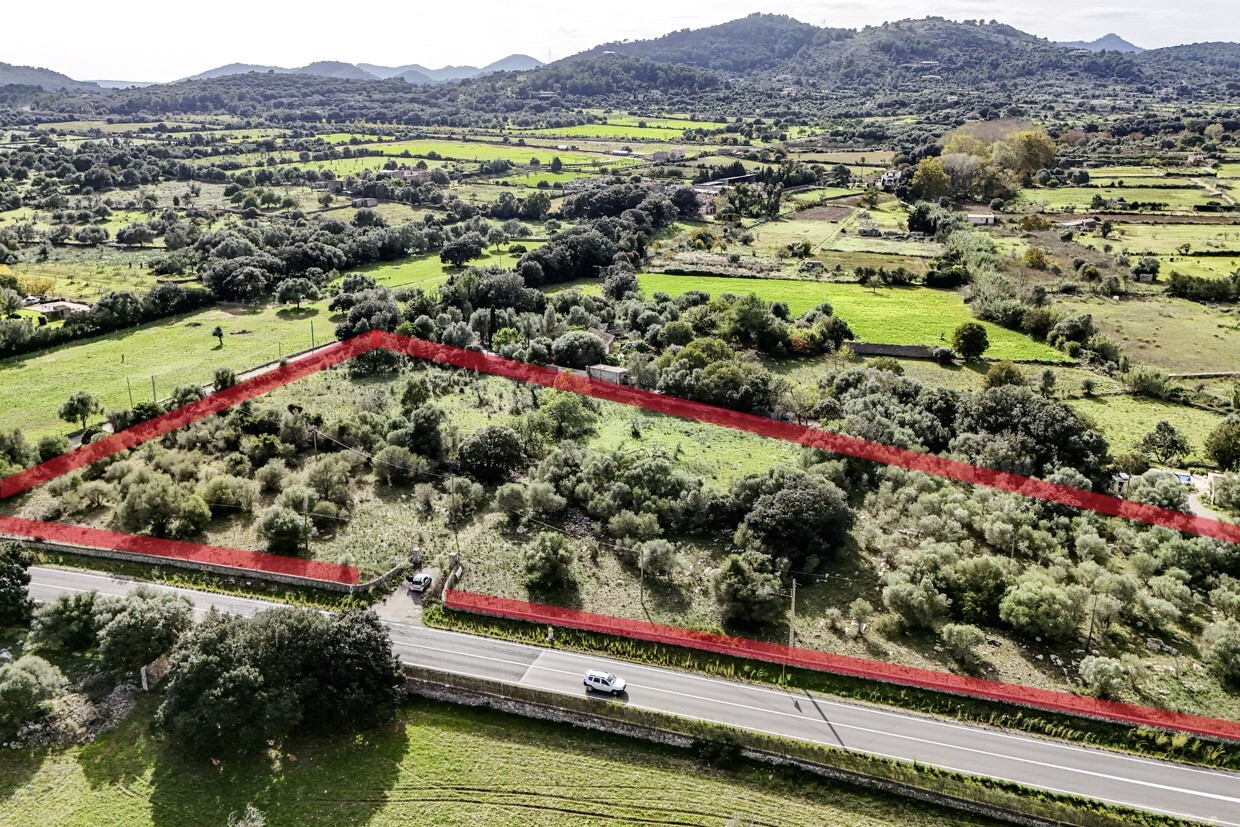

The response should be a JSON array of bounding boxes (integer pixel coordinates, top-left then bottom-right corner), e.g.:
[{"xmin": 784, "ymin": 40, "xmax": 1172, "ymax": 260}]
[{"xmin": 0, "ymin": 542, "xmax": 34, "ymax": 628}]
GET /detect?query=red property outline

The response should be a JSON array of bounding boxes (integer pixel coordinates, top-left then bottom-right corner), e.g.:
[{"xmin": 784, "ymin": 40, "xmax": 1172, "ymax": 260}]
[
  {"xmin": 2, "ymin": 330, "xmax": 1240, "ymax": 739},
  {"xmin": 5, "ymin": 329, "xmax": 1238, "ymax": 545},
  {"xmin": 444, "ymin": 589, "xmax": 1240, "ymax": 742}
]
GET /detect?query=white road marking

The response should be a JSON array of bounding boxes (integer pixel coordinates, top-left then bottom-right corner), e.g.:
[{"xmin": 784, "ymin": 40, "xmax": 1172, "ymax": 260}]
[{"xmin": 31, "ymin": 568, "xmax": 1240, "ymax": 823}]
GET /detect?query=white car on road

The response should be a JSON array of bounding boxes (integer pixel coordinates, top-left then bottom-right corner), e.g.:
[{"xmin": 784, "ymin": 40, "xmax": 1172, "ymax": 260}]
[{"xmin": 583, "ymin": 670, "xmax": 627, "ymax": 695}]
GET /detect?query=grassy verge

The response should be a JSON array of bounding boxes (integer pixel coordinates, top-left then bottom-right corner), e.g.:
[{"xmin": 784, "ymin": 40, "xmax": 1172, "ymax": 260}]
[
  {"xmin": 423, "ymin": 603, "xmax": 1238, "ymax": 771},
  {"xmin": 409, "ymin": 667, "xmax": 1193, "ymax": 827},
  {"xmin": 32, "ymin": 551, "xmax": 379, "ymax": 611},
  {"xmin": 0, "ymin": 696, "xmax": 1004, "ymax": 827}
]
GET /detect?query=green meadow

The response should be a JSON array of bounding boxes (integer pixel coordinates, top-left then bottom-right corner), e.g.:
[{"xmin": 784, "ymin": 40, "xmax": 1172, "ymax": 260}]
[
  {"xmin": 635, "ymin": 274, "xmax": 1067, "ymax": 361},
  {"xmin": 0, "ymin": 700, "xmax": 996, "ymax": 827}
]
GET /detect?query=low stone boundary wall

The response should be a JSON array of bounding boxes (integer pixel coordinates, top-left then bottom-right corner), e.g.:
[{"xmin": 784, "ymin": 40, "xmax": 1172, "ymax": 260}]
[{"xmin": 405, "ymin": 664, "xmax": 1160, "ymax": 827}]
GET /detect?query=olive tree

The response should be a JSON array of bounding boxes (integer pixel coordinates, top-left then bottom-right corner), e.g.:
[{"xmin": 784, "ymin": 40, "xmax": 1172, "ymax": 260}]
[{"xmin": 58, "ymin": 390, "xmax": 102, "ymax": 432}]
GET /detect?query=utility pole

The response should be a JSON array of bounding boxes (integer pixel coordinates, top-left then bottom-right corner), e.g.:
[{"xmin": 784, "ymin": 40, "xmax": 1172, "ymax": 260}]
[
  {"xmin": 639, "ymin": 552, "xmax": 646, "ymax": 610},
  {"xmin": 310, "ymin": 320, "xmax": 315, "ymax": 349},
  {"xmin": 781, "ymin": 579, "xmax": 796, "ymax": 683},
  {"xmin": 1084, "ymin": 591, "xmax": 1100, "ymax": 653},
  {"xmin": 150, "ymin": 375, "xmax": 157, "ymax": 404}
]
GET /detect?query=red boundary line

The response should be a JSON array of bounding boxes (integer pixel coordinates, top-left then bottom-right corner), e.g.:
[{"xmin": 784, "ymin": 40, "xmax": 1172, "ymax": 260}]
[
  {"xmin": 443, "ymin": 588, "xmax": 1240, "ymax": 743},
  {"xmin": 0, "ymin": 330, "xmax": 1238, "ymax": 733}
]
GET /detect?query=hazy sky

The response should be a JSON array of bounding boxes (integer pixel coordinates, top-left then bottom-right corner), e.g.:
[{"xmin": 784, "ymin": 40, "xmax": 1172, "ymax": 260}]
[{"xmin": 6, "ymin": 0, "xmax": 1238, "ymax": 82}]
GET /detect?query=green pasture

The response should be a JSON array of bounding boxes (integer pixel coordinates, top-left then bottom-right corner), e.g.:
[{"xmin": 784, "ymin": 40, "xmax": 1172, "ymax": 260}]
[
  {"xmin": 828, "ymin": 234, "xmax": 944, "ymax": 258},
  {"xmin": 0, "ymin": 302, "xmax": 328, "ymax": 437},
  {"xmin": 5, "ymin": 248, "xmax": 166, "ymax": 303},
  {"xmin": 603, "ymin": 114, "xmax": 729, "ymax": 130},
  {"xmin": 1070, "ymin": 395, "xmax": 1223, "ymax": 463},
  {"xmin": 790, "ymin": 150, "xmax": 896, "ymax": 166},
  {"xmin": 520, "ymin": 123, "xmax": 696, "ymax": 141},
  {"xmin": 1159, "ymin": 255, "xmax": 1240, "ymax": 279},
  {"xmin": 1087, "ymin": 221, "xmax": 1240, "ymax": 255},
  {"xmin": 1014, "ymin": 185, "xmax": 1216, "ymax": 211},
  {"xmin": 495, "ymin": 170, "xmax": 592, "ymax": 187},
  {"xmin": 635, "ymin": 274, "xmax": 1066, "ymax": 361},
  {"xmin": 1056, "ymin": 294, "xmax": 1240, "ymax": 374},
  {"xmin": 0, "ymin": 700, "xmax": 990, "ymax": 827},
  {"xmin": 352, "ymin": 140, "xmax": 618, "ymax": 167},
  {"xmin": 355, "ymin": 243, "xmax": 544, "ymax": 292}
]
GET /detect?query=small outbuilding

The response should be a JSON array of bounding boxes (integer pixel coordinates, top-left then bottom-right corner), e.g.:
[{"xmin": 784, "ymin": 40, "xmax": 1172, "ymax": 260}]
[{"xmin": 587, "ymin": 365, "xmax": 630, "ymax": 385}]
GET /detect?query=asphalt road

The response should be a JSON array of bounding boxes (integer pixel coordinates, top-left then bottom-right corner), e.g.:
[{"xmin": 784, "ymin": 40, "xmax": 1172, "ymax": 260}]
[{"xmin": 28, "ymin": 566, "xmax": 1240, "ymax": 826}]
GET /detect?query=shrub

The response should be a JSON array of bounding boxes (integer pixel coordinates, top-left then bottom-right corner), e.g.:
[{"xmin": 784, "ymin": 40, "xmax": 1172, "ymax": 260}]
[
  {"xmin": 882, "ymin": 572, "xmax": 950, "ymax": 630},
  {"xmin": 1126, "ymin": 471, "xmax": 1190, "ymax": 512},
  {"xmin": 0, "ymin": 541, "xmax": 34, "ymax": 628},
  {"xmin": 982, "ymin": 361, "xmax": 1025, "ymax": 390},
  {"xmin": 1138, "ymin": 421, "xmax": 1191, "ymax": 465},
  {"xmin": 521, "ymin": 532, "xmax": 575, "ymax": 593},
  {"xmin": 1122, "ymin": 366, "xmax": 1175, "ymax": 400},
  {"xmin": 28, "ymin": 590, "xmax": 106, "ymax": 652},
  {"xmin": 712, "ymin": 551, "xmax": 784, "ymax": 630},
  {"xmin": 213, "ymin": 366, "xmax": 237, "ymax": 391},
  {"xmin": 254, "ymin": 459, "xmax": 289, "ymax": 493},
  {"xmin": 1080, "ymin": 656, "xmax": 1128, "ymax": 699},
  {"xmin": 98, "ymin": 588, "xmax": 194, "ymax": 672},
  {"xmin": 197, "ymin": 475, "xmax": 258, "ymax": 516},
  {"xmin": 1214, "ymin": 474, "xmax": 1240, "ymax": 512},
  {"xmin": 951, "ymin": 322, "xmax": 989, "ymax": 361},
  {"xmin": 155, "ymin": 608, "xmax": 401, "ymax": 754},
  {"xmin": 458, "ymin": 425, "xmax": 525, "ymax": 482},
  {"xmin": 1205, "ymin": 418, "xmax": 1240, "ymax": 471},
  {"xmin": 373, "ymin": 445, "xmax": 428, "ymax": 485},
  {"xmin": 551, "ymin": 330, "xmax": 606, "ymax": 369},
  {"xmin": 254, "ymin": 505, "xmax": 313, "ymax": 553},
  {"xmin": 1204, "ymin": 620, "xmax": 1240, "ymax": 686},
  {"xmin": 636, "ymin": 539, "xmax": 679, "ymax": 581},
  {"xmin": 0, "ymin": 655, "xmax": 67, "ymax": 735},
  {"xmin": 940, "ymin": 623, "xmax": 985, "ymax": 668},
  {"xmin": 999, "ymin": 574, "xmax": 1084, "ymax": 641}
]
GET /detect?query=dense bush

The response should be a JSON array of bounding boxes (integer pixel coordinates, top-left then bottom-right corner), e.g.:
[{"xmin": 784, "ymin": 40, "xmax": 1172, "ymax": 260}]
[{"xmin": 155, "ymin": 607, "xmax": 401, "ymax": 754}]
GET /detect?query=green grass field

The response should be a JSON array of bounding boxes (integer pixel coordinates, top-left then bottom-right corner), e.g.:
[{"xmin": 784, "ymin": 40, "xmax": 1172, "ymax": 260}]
[
  {"xmin": 636, "ymin": 274, "xmax": 1066, "ymax": 361},
  {"xmin": 0, "ymin": 700, "xmax": 992, "ymax": 827},
  {"xmin": 496, "ymin": 170, "xmax": 591, "ymax": 188},
  {"xmin": 0, "ymin": 303, "xmax": 327, "ymax": 438},
  {"xmin": 519, "ymin": 123, "xmax": 697, "ymax": 141},
  {"xmin": 1014, "ymin": 185, "xmax": 1215, "ymax": 211},
  {"xmin": 1069, "ymin": 394, "xmax": 1224, "ymax": 462},
  {"xmin": 1056, "ymin": 295, "xmax": 1240, "ymax": 374},
  {"xmin": 352, "ymin": 140, "xmax": 618, "ymax": 167},
  {"xmin": 1088, "ymin": 222, "xmax": 1240, "ymax": 255},
  {"xmin": 356, "ymin": 243, "xmax": 544, "ymax": 292}
]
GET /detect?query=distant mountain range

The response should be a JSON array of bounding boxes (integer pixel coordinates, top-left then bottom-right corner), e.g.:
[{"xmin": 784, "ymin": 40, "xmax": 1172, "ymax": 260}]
[
  {"xmin": 0, "ymin": 54, "xmax": 542, "ymax": 91},
  {"xmin": 1, "ymin": 17, "xmax": 1236, "ymax": 94},
  {"xmin": 1057, "ymin": 33, "xmax": 1144, "ymax": 53},
  {"xmin": 0, "ymin": 61, "xmax": 97, "ymax": 90},
  {"xmin": 554, "ymin": 15, "xmax": 1236, "ymax": 89},
  {"xmin": 181, "ymin": 55, "xmax": 542, "ymax": 85}
]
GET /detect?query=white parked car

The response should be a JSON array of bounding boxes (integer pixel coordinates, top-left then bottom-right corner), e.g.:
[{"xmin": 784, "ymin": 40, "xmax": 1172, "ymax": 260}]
[
  {"xmin": 583, "ymin": 669, "xmax": 627, "ymax": 696},
  {"xmin": 408, "ymin": 572, "xmax": 433, "ymax": 593}
]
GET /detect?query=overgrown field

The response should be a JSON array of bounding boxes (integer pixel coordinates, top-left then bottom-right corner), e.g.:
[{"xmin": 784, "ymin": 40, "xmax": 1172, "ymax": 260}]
[
  {"xmin": 636, "ymin": 274, "xmax": 1066, "ymax": 361},
  {"xmin": 0, "ymin": 700, "xmax": 993, "ymax": 827},
  {"xmin": 1055, "ymin": 295, "xmax": 1240, "ymax": 374}
]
